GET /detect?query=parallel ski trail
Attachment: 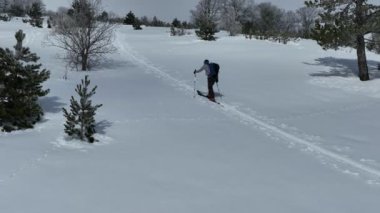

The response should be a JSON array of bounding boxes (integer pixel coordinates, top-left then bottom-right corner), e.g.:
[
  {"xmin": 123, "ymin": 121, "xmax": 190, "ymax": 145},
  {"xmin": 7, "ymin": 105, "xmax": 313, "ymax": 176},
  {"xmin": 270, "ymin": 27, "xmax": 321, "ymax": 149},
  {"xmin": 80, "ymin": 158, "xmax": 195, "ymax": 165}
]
[
  {"xmin": 118, "ymin": 36, "xmax": 380, "ymax": 182},
  {"xmin": 221, "ymin": 104, "xmax": 380, "ymax": 178}
]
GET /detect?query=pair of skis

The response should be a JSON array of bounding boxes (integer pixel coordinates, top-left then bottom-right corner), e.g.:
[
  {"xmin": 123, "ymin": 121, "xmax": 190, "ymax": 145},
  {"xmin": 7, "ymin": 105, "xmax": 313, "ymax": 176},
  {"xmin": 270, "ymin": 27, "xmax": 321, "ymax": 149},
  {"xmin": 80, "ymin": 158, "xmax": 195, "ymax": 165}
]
[
  {"xmin": 193, "ymin": 74, "xmax": 222, "ymax": 105},
  {"xmin": 196, "ymin": 90, "xmax": 221, "ymax": 104}
]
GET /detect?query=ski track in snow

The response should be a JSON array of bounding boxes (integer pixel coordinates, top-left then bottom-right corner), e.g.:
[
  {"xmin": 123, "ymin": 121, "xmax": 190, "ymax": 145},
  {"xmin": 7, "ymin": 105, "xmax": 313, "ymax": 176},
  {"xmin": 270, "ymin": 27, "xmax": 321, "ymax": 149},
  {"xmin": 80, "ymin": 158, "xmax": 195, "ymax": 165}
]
[
  {"xmin": 278, "ymin": 100, "xmax": 380, "ymax": 121},
  {"xmin": 0, "ymin": 113, "xmax": 59, "ymax": 184},
  {"xmin": 0, "ymin": 146, "xmax": 57, "ymax": 184},
  {"xmin": 0, "ymin": 135, "xmax": 110, "ymax": 185},
  {"xmin": 23, "ymin": 29, "xmax": 37, "ymax": 46},
  {"xmin": 0, "ymin": 109, "xmax": 114, "ymax": 185},
  {"xmin": 117, "ymin": 34, "xmax": 380, "ymax": 184}
]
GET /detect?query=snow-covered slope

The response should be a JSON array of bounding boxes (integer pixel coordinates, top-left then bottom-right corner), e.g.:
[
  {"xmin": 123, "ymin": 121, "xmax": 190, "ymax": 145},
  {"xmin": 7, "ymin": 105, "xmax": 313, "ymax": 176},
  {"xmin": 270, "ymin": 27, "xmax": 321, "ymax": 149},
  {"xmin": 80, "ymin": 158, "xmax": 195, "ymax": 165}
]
[{"xmin": 1, "ymin": 20, "xmax": 380, "ymax": 212}]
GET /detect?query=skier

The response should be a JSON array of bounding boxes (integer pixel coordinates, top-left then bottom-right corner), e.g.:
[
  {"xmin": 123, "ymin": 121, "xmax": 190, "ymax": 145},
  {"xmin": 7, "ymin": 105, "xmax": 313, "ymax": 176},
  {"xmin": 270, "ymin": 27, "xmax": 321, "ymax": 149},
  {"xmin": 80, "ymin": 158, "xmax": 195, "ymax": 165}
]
[{"xmin": 194, "ymin": 59, "xmax": 219, "ymax": 102}]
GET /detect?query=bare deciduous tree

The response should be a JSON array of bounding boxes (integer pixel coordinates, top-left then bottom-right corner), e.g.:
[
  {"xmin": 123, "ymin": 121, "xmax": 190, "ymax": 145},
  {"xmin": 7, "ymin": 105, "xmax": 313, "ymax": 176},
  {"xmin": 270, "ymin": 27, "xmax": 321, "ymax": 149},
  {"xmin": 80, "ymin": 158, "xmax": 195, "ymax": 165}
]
[
  {"xmin": 297, "ymin": 6, "xmax": 318, "ymax": 39},
  {"xmin": 10, "ymin": 0, "xmax": 44, "ymax": 12},
  {"xmin": 48, "ymin": 0, "xmax": 116, "ymax": 72},
  {"xmin": 191, "ymin": 0, "xmax": 220, "ymax": 23},
  {"xmin": 220, "ymin": 0, "xmax": 247, "ymax": 36},
  {"xmin": 191, "ymin": 0, "xmax": 221, "ymax": 40},
  {"xmin": 276, "ymin": 10, "xmax": 300, "ymax": 44},
  {"xmin": 0, "ymin": 0, "xmax": 10, "ymax": 13}
]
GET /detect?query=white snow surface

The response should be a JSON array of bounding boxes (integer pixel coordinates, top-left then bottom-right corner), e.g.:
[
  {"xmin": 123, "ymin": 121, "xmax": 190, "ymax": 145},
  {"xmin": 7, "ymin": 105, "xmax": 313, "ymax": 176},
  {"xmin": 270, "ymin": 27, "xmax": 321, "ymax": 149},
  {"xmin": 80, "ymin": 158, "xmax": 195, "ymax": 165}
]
[{"xmin": 1, "ymin": 20, "xmax": 380, "ymax": 212}]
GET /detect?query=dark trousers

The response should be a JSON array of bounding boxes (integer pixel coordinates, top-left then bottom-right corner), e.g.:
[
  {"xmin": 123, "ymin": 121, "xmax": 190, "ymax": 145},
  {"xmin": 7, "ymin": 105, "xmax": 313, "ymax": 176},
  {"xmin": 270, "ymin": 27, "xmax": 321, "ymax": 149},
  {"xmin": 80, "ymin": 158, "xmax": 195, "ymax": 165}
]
[{"xmin": 207, "ymin": 77, "xmax": 216, "ymax": 99}]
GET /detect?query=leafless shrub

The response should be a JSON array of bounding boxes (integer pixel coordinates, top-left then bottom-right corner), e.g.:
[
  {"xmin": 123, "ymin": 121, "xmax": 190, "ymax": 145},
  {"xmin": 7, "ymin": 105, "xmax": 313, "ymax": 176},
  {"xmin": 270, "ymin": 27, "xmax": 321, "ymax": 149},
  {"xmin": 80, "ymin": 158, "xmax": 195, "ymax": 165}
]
[{"xmin": 47, "ymin": 0, "xmax": 116, "ymax": 71}]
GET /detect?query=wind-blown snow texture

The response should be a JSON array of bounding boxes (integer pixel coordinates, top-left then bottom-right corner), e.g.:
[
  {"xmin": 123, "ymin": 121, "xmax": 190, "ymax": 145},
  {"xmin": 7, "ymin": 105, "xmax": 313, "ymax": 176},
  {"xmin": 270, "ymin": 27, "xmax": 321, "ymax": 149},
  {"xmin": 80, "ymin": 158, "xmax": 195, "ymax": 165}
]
[{"xmin": 1, "ymin": 20, "xmax": 380, "ymax": 212}]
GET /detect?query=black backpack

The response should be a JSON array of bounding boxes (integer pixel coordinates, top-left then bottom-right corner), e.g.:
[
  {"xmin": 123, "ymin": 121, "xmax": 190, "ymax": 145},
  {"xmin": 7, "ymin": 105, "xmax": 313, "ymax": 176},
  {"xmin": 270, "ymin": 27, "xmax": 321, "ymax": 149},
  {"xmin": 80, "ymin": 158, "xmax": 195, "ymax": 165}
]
[{"xmin": 209, "ymin": 63, "xmax": 220, "ymax": 82}]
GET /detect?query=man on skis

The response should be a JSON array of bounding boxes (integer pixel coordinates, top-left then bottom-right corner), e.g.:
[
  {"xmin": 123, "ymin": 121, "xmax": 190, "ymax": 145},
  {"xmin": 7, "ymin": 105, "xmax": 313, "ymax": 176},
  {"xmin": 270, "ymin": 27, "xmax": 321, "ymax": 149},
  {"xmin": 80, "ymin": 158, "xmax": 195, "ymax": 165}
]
[{"xmin": 194, "ymin": 59, "xmax": 219, "ymax": 102}]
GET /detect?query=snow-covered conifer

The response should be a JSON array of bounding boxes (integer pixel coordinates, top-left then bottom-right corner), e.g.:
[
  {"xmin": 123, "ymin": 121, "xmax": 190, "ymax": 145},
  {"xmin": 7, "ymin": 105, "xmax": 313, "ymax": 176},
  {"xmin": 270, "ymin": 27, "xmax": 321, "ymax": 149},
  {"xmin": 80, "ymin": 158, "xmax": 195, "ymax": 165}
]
[
  {"xmin": 0, "ymin": 30, "xmax": 50, "ymax": 132},
  {"xmin": 133, "ymin": 17, "xmax": 142, "ymax": 30},
  {"xmin": 63, "ymin": 75, "xmax": 102, "ymax": 143},
  {"xmin": 124, "ymin": 11, "xmax": 136, "ymax": 25},
  {"xmin": 306, "ymin": 0, "xmax": 380, "ymax": 81}
]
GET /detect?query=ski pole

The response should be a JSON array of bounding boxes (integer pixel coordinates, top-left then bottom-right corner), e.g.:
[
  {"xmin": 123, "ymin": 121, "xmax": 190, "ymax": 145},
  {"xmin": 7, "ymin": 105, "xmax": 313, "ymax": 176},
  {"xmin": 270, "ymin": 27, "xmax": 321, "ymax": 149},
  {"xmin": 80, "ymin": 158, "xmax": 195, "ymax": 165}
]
[
  {"xmin": 193, "ymin": 73, "xmax": 197, "ymax": 98},
  {"xmin": 216, "ymin": 82, "xmax": 222, "ymax": 101}
]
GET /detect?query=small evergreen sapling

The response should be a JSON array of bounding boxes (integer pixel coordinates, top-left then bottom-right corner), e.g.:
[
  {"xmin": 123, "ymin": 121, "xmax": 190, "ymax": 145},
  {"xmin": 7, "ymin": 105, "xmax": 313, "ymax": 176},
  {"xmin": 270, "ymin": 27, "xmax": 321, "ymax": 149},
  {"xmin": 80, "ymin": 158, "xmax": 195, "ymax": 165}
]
[
  {"xmin": 195, "ymin": 20, "xmax": 217, "ymax": 41},
  {"xmin": 14, "ymin": 30, "xmax": 39, "ymax": 62},
  {"xmin": 63, "ymin": 75, "xmax": 102, "ymax": 143}
]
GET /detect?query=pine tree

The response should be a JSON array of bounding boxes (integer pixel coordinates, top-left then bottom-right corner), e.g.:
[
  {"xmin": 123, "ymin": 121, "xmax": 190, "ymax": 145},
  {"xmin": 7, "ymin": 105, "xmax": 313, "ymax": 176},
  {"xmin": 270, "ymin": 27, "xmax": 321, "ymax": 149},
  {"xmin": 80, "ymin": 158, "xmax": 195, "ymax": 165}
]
[
  {"xmin": 14, "ymin": 30, "xmax": 39, "ymax": 62},
  {"xmin": 0, "ymin": 30, "xmax": 50, "ymax": 132},
  {"xmin": 63, "ymin": 75, "xmax": 102, "ymax": 143},
  {"xmin": 256, "ymin": 2, "xmax": 283, "ymax": 39},
  {"xmin": 242, "ymin": 21, "xmax": 255, "ymax": 39},
  {"xmin": 28, "ymin": 2, "xmax": 43, "ymax": 19},
  {"xmin": 170, "ymin": 18, "xmax": 185, "ymax": 36},
  {"xmin": 306, "ymin": 0, "xmax": 380, "ymax": 81},
  {"xmin": 98, "ymin": 11, "xmax": 108, "ymax": 21},
  {"xmin": 124, "ymin": 11, "xmax": 136, "ymax": 25},
  {"xmin": 172, "ymin": 18, "xmax": 181, "ymax": 28},
  {"xmin": 181, "ymin": 21, "xmax": 189, "ymax": 29},
  {"xmin": 196, "ymin": 20, "xmax": 217, "ymax": 40},
  {"xmin": 47, "ymin": 19, "xmax": 52, "ymax": 28},
  {"xmin": 132, "ymin": 17, "xmax": 142, "ymax": 30},
  {"xmin": 152, "ymin": 16, "xmax": 159, "ymax": 26},
  {"xmin": 28, "ymin": 2, "xmax": 44, "ymax": 28},
  {"xmin": 9, "ymin": 3, "xmax": 25, "ymax": 17}
]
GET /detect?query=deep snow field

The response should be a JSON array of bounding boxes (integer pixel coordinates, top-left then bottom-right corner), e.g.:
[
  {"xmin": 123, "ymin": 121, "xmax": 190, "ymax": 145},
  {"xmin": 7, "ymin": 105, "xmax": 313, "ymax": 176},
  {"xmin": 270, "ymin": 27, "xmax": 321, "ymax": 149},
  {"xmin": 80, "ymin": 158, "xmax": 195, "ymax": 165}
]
[{"xmin": 1, "ymin": 19, "xmax": 380, "ymax": 212}]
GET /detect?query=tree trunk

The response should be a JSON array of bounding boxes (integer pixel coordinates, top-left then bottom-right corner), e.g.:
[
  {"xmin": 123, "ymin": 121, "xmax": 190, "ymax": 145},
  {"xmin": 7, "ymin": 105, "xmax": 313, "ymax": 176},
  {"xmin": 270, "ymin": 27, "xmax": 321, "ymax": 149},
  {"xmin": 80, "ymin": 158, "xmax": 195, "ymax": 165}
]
[
  {"xmin": 81, "ymin": 53, "xmax": 88, "ymax": 71},
  {"xmin": 80, "ymin": 111, "xmax": 84, "ymax": 141},
  {"xmin": 356, "ymin": 35, "xmax": 370, "ymax": 81}
]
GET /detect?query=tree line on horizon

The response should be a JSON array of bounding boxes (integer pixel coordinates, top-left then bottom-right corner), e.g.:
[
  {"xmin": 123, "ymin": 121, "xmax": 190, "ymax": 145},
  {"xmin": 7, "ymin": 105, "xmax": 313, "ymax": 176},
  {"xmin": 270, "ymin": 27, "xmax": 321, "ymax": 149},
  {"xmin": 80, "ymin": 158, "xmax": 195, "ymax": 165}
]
[{"xmin": 2, "ymin": 0, "xmax": 380, "ymax": 81}]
